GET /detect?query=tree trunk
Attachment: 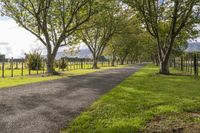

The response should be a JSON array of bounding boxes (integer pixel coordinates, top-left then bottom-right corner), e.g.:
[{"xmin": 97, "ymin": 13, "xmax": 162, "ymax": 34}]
[
  {"xmin": 111, "ymin": 55, "xmax": 116, "ymax": 67},
  {"xmin": 46, "ymin": 52, "xmax": 56, "ymax": 74},
  {"xmin": 92, "ymin": 58, "xmax": 98, "ymax": 69},
  {"xmin": 120, "ymin": 59, "xmax": 124, "ymax": 65},
  {"xmin": 160, "ymin": 60, "xmax": 169, "ymax": 74},
  {"xmin": 131, "ymin": 60, "xmax": 133, "ymax": 64},
  {"xmin": 155, "ymin": 55, "xmax": 159, "ymax": 66},
  {"xmin": 120, "ymin": 56, "xmax": 126, "ymax": 65}
]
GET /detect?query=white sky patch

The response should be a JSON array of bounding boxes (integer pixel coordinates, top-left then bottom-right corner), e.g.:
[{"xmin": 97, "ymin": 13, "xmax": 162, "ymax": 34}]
[
  {"xmin": 0, "ymin": 18, "xmax": 43, "ymax": 58},
  {"xmin": 0, "ymin": 17, "xmax": 87, "ymax": 59}
]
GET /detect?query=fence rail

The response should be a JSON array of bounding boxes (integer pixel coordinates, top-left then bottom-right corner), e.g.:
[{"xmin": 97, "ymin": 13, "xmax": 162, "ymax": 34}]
[
  {"xmin": 0, "ymin": 58, "xmax": 131, "ymax": 78},
  {"xmin": 170, "ymin": 54, "xmax": 199, "ymax": 79}
]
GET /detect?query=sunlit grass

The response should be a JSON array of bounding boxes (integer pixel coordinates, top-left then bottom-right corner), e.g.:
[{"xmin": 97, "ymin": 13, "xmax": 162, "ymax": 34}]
[{"xmin": 63, "ymin": 64, "xmax": 200, "ymax": 133}]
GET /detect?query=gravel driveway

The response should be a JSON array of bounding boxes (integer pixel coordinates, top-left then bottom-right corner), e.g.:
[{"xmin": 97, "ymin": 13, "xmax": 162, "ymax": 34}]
[{"xmin": 0, "ymin": 64, "xmax": 144, "ymax": 133}]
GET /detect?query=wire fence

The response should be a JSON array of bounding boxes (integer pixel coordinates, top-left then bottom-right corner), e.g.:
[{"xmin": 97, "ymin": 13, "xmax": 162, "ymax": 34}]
[
  {"xmin": 0, "ymin": 58, "xmax": 130, "ymax": 78},
  {"xmin": 170, "ymin": 54, "xmax": 199, "ymax": 79}
]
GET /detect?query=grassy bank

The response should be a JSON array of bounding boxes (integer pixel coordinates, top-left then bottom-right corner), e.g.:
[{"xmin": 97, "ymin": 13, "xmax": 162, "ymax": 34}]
[
  {"xmin": 64, "ymin": 64, "xmax": 200, "ymax": 132},
  {"xmin": 0, "ymin": 65, "xmax": 128, "ymax": 89}
]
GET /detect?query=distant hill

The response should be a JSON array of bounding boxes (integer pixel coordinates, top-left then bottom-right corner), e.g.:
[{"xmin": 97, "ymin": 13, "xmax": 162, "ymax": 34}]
[{"xmin": 42, "ymin": 48, "xmax": 92, "ymax": 59}]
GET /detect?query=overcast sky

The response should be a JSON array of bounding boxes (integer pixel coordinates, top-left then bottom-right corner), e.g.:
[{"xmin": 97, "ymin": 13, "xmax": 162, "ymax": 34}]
[
  {"xmin": 0, "ymin": 16, "xmax": 87, "ymax": 58},
  {"xmin": 0, "ymin": 16, "xmax": 45, "ymax": 58}
]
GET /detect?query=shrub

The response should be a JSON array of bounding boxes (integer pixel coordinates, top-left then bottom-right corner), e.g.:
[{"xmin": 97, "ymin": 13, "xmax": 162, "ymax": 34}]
[{"xmin": 25, "ymin": 51, "xmax": 43, "ymax": 70}]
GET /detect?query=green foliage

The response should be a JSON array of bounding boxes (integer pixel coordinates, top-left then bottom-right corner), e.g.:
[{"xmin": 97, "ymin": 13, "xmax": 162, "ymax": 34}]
[
  {"xmin": 123, "ymin": 0, "xmax": 200, "ymax": 73},
  {"xmin": 1, "ymin": 0, "xmax": 93, "ymax": 73},
  {"xmin": 25, "ymin": 51, "xmax": 43, "ymax": 70},
  {"xmin": 64, "ymin": 65, "xmax": 200, "ymax": 132},
  {"xmin": 75, "ymin": 0, "xmax": 130, "ymax": 63},
  {"xmin": 106, "ymin": 16, "xmax": 157, "ymax": 63}
]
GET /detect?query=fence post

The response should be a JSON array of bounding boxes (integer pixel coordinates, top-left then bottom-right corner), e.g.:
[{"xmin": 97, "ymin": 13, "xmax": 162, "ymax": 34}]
[
  {"xmin": 11, "ymin": 57, "xmax": 14, "ymax": 77},
  {"xmin": 66, "ymin": 59, "xmax": 69, "ymax": 71},
  {"xmin": 43, "ymin": 59, "xmax": 45, "ymax": 74},
  {"xmin": 62, "ymin": 58, "xmax": 65, "ymax": 71},
  {"xmin": 2, "ymin": 58, "xmax": 5, "ymax": 78},
  {"xmin": 173, "ymin": 58, "xmax": 176, "ymax": 68},
  {"xmin": 181, "ymin": 56, "xmax": 184, "ymax": 71},
  {"xmin": 194, "ymin": 54, "xmax": 198, "ymax": 79},
  {"xmin": 81, "ymin": 59, "xmax": 83, "ymax": 69},
  {"xmin": 29, "ymin": 61, "xmax": 31, "ymax": 75},
  {"xmin": 16, "ymin": 61, "xmax": 18, "ymax": 69},
  {"xmin": 21, "ymin": 58, "xmax": 24, "ymax": 76},
  {"xmin": 36, "ymin": 58, "xmax": 39, "ymax": 75},
  {"xmin": 190, "ymin": 55, "xmax": 193, "ymax": 74}
]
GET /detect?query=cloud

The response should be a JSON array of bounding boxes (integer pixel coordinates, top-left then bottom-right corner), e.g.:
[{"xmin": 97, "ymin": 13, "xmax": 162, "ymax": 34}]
[
  {"xmin": 0, "ymin": 17, "xmax": 87, "ymax": 58},
  {"xmin": 0, "ymin": 17, "xmax": 43, "ymax": 58}
]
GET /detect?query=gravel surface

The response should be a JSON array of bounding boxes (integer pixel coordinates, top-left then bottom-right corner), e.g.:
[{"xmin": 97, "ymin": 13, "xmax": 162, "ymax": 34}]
[{"xmin": 0, "ymin": 64, "xmax": 144, "ymax": 133}]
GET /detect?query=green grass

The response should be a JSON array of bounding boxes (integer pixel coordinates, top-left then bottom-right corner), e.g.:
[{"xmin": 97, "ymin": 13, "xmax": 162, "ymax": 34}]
[
  {"xmin": 63, "ymin": 64, "xmax": 200, "ymax": 133},
  {"xmin": 0, "ymin": 64, "xmax": 128, "ymax": 89}
]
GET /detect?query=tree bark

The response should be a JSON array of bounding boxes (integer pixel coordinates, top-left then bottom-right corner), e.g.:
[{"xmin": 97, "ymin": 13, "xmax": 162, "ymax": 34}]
[
  {"xmin": 46, "ymin": 51, "xmax": 57, "ymax": 75},
  {"xmin": 111, "ymin": 55, "xmax": 116, "ymax": 67},
  {"xmin": 120, "ymin": 59, "xmax": 124, "ymax": 65},
  {"xmin": 155, "ymin": 55, "xmax": 159, "ymax": 66},
  {"xmin": 92, "ymin": 58, "xmax": 98, "ymax": 69},
  {"xmin": 160, "ymin": 60, "xmax": 170, "ymax": 74}
]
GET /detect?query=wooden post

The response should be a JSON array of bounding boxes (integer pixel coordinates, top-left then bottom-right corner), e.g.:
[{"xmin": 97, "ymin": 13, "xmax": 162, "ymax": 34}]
[
  {"xmin": 21, "ymin": 58, "xmax": 24, "ymax": 76},
  {"xmin": 66, "ymin": 59, "xmax": 69, "ymax": 71},
  {"xmin": 62, "ymin": 58, "xmax": 65, "ymax": 71},
  {"xmin": 83, "ymin": 59, "xmax": 85, "ymax": 69},
  {"xmin": 36, "ymin": 58, "xmax": 39, "ymax": 75},
  {"xmin": 173, "ymin": 58, "xmax": 176, "ymax": 68},
  {"xmin": 194, "ymin": 54, "xmax": 198, "ymax": 79},
  {"xmin": 16, "ymin": 61, "xmax": 18, "ymax": 69},
  {"xmin": 29, "ymin": 61, "xmax": 31, "ymax": 75},
  {"xmin": 190, "ymin": 55, "xmax": 193, "ymax": 74},
  {"xmin": 81, "ymin": 59, "xmax": 83, "ymax": 69},
  {"xmin": 11, "ymin": 57, "xmax": 14, "ymax": 77},
  {"xmin": 43, "ymin": 59, "xmax": 45, "ymax": 74},
  {"xmin": 69, "ymin": 60, "xmax": 71, "ymax": 71},
  {"xmin": 181, "ymin": 56, "xmax": 184, "ymax": 71},
  {"xmin": 2, "ymin": 58, "xmax": 5, "ymax": 78}
]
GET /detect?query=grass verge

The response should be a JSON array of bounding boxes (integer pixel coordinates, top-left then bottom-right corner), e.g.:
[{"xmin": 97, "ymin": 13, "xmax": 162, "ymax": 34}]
[{"xmin": 63, "ymin": 64, "xmax": 200, "ymax": 133}]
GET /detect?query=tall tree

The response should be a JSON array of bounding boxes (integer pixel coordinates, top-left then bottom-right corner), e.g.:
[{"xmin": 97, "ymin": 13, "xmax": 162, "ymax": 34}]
[
  {"xmin": 1, "ymin": 0, "xmax": 93, "ymax": 74},
  {"xmin": 76, "ymin": 0, "xmax": 127, "ymax": 69},
  {"xmin": 124, "ymin": 0, "xmax": 199, "ymax": 74}
]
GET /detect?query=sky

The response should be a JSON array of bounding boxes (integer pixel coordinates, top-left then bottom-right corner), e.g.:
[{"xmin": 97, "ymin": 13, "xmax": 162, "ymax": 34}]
[
  {"xmin": 0, "ymin": 16, "xmax": 45, "ymax": 58},
  {"xmin": 0, "ymin": 16, "xmax": 87, "ymax": 58}
]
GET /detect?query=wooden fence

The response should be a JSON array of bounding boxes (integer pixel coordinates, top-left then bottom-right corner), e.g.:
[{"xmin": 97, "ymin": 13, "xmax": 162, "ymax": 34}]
[
  {"xmin": 170, "ymin": 54, "xmax": 199, "ymax": 79},
  {"xmin": 0, "ymin": 58, "xmax": 130, "ymax": 78}
]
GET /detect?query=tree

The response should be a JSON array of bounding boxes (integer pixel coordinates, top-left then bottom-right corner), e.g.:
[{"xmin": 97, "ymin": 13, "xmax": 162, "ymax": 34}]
[
  {"xmin": 124, "ymin": 0, "xmax": 199, "ymax": 74},
  {"xmin": 1, "ymin": 0, "xmax": 93, "ymax": 74},
  {"xmin": 105, "ymin": 16, "xmax": 152, "ymax": 65},
  {"xmin": 76, "ymin": 0, "xmax": 127, "ymax": 69}
]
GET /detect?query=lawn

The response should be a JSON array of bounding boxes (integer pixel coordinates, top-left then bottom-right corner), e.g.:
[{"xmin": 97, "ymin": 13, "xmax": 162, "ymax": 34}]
[
  {"xmin": 64, "ymin": 64, "xmax": 200, "ymax": 133},
  {"xmin": 0, "ymin": 64, "xmax": 128, "ymax": 89}
]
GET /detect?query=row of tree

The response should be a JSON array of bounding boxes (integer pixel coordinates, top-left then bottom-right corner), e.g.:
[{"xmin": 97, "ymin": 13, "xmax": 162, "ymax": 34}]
[{"xmin": 0, "ymin": 0, "xmax": 199, "ymax": 74}]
